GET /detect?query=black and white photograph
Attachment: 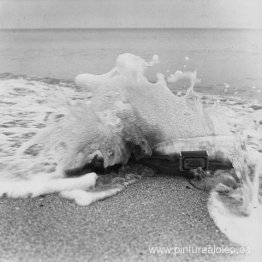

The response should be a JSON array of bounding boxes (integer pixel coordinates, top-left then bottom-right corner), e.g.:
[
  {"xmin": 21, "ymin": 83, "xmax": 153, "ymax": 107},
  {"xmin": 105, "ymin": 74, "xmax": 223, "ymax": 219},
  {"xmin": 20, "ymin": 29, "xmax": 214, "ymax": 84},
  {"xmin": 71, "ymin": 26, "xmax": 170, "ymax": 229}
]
[{"xmin": 0, "ymin": 0, "xmax": 261, "ymax": 261}]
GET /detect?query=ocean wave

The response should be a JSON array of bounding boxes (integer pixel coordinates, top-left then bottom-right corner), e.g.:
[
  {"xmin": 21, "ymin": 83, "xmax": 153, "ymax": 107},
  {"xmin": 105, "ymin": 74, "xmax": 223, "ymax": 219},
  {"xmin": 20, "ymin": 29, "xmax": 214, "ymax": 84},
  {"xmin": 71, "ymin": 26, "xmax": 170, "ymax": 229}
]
[
  {"xmin": 0, "ymin": 53, "xmax": 262, "ymax": 252},
  {"xmin": 0, "ymin": 66, "xmax": 261, "ymax": 160},
  {"xmin": 0, "ymin": 72, "xmax": 75, "ymax": 86}
]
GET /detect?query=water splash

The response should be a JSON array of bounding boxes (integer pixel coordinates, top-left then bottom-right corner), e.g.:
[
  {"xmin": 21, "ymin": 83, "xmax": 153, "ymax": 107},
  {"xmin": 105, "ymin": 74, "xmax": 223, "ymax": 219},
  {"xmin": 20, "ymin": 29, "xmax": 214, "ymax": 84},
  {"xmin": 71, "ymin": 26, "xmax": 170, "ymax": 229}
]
[{"xmin": 0, "ymin": 54, "xmax": 262, "ymax": 250}]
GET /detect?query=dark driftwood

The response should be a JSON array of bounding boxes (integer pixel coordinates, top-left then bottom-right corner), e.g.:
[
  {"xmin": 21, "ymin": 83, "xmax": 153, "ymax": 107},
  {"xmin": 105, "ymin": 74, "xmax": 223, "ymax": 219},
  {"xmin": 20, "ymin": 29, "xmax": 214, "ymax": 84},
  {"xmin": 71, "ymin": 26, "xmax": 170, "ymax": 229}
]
[
  {"xmin": 137, "ymin": 153, "xmax": 233, "ymax": 177},
  {"xmin": 65, "ymin": 152, "xmax": 233, "ymax": 179}
]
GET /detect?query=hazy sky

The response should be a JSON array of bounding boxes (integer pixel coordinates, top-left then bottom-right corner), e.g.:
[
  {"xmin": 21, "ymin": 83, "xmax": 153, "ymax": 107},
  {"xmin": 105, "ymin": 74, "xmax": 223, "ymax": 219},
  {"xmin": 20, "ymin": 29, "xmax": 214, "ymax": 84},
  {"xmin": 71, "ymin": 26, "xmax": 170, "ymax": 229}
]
[{"xmin": 0, "ymin": 0, "xmax": 261, "ymax": 29}]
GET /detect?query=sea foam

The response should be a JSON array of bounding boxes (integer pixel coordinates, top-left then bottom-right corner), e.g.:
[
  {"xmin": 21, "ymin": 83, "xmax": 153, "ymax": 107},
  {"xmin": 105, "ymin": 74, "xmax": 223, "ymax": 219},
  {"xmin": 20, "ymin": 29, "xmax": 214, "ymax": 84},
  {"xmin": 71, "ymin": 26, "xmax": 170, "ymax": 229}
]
[{"xmin": 0, "ymin": 54, "xmax": 262, "ymax": 252}]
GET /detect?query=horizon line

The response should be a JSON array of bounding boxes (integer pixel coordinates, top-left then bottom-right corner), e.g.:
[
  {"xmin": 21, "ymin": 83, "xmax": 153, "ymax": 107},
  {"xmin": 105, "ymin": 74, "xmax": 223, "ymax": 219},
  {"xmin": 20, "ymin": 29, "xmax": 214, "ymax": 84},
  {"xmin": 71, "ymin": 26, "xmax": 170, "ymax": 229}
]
[{"xmin": 0, "ymin": 27, "xmax": 261, "ymax": 31}]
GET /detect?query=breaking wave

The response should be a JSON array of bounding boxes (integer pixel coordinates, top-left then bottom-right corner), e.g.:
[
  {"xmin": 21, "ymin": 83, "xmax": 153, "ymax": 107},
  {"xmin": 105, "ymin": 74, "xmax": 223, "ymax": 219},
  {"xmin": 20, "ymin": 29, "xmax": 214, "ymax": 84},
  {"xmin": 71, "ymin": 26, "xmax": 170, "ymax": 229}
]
[{"xmin": 0, "ymin": 54, "xmax": 262, "ymax": 255}]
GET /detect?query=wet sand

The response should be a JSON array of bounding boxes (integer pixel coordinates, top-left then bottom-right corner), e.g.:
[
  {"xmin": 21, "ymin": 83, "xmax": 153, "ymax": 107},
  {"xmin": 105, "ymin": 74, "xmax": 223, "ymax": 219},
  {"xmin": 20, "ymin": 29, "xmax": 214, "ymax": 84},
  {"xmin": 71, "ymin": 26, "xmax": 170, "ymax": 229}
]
[{"xmin": 0, "ymin": 175, "xmax": 246, "ymax": 262}]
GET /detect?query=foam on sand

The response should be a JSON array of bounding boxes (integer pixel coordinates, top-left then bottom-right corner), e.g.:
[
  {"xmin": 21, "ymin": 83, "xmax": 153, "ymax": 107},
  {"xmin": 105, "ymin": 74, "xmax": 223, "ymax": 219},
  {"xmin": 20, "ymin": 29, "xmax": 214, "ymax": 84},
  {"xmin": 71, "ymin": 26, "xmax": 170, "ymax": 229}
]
[
  {"xmin": 208, "ymin": 191, "xmax": 262, "ymax": 261},
  {"xmin": 0, "ymin": 54, "xmax": 262, "ymax": 252}
]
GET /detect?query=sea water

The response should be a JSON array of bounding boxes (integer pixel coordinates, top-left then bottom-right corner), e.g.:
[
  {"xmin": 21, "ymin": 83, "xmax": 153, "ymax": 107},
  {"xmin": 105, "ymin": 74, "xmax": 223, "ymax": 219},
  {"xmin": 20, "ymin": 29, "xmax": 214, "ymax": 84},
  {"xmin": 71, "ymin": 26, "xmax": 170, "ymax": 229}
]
[
  {"xmin": 0, "ymin": 29, "xmax": 262, "ymax": 257},
  {"xmin": 0, "ymin": 28, "xmax": 262, "ymax": 99}
]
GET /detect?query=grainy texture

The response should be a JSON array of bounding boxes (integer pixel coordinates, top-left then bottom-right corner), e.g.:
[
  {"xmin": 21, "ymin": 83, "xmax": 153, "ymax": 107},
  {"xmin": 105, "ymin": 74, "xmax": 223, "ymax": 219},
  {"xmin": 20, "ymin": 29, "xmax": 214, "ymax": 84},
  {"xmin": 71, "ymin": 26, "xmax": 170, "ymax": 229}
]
[{"xmin": 0, "ymin": 176, "xmax": 245, "ymax": 262}]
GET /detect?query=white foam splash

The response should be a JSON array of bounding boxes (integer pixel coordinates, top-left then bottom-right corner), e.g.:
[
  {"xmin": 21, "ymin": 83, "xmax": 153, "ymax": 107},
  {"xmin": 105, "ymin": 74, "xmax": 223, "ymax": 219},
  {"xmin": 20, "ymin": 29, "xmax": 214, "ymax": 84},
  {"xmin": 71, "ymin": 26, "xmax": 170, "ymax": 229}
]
[
  {"xmin": 208, "ymin": 191, "xmax": 262, "ymax": 261},
  {"xmin": 0, "ymin": 54, "xmax": 262, "ymax": 222}
]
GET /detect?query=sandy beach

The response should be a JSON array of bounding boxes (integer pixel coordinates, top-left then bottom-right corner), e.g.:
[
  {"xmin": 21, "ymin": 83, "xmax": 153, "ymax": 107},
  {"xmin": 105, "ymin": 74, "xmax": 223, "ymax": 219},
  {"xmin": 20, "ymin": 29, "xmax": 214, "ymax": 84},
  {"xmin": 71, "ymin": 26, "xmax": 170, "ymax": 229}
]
[
  {"xmin": 0, "ymin": 175, "xmax": 246, "ymax": 262},
  {"xmin": 0, "ymin": 1, "xmax": 261, "ymax": 261}
]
